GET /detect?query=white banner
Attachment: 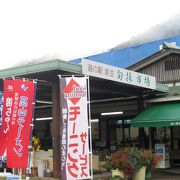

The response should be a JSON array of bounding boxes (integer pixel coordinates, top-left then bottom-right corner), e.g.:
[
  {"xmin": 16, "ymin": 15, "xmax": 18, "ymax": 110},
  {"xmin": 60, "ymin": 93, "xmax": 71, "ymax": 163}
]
[{"xmin": 60, "ymin": 76, "xmax": 91, "ymax": 180}]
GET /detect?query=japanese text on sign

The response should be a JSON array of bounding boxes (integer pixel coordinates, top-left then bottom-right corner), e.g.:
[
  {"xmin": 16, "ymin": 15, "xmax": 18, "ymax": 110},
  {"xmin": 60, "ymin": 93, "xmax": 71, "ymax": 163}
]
[
  {"xmin": 60, "ymin": 77, "xmax": 91, "ymax": 180},
  {"xmin": 67, "ymin": 106, "xmax": 89, "ymax": 178},
  {"xmin": 0, "ymin": 94, "xmax": 3, "ymax": 127},
  {"xmin": 82, "ymin": 59, "xmax": 156, "ymax": 89},
  {"xmin": 14, "ymin": 96, "xmax": 28, "ymax": 157}
]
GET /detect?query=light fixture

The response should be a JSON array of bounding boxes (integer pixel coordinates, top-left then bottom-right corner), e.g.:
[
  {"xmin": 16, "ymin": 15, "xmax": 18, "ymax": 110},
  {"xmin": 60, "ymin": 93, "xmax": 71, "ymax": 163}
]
[
  {"xmin": 36, "ymin": 117, "xmax": 53, "ymax": 121},
  {"xmin": 36, "ymin": 100, "xmax": 52, "ymax": 104},
  {"xmin": 90, "ymin": 119, "xmax": 99, "ymax": 123},
  {"xmin": 101, "ymin": 111, "xmax": 123, "ymax": 116}
]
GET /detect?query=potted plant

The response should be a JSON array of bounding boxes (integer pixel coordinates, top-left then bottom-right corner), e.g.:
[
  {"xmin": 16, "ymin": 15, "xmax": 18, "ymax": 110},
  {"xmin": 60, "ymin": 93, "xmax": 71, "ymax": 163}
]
[
  {"xmin": 140, "ymin": 150, "xmax": 162, "ymax": 179},
  {"xmin": 108, "ymin": 147, "xmax": 142, "ymax": 180},
  {"xmin": 31, "ymin": 135, "xmax": 41, "ymax": 177}
]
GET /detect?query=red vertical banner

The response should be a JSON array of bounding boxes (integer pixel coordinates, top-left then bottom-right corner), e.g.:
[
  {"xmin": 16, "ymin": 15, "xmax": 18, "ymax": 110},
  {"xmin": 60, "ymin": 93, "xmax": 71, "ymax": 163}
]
[
  {"xmin": 5, "ymin": 79, "xmax": 35, "ymax": 168},
  {"xmin": 0, "ymin": 80, "xmax": 14, "ymax": 156}
]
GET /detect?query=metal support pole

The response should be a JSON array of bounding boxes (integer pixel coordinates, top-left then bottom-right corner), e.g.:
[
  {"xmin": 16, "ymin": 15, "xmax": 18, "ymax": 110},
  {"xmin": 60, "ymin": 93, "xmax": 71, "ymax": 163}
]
[
  {"xmin": 26, "ymin": 79, "xmax": 37, "ymax": 180},
  {"xmin": 87, "ymin": 76, "xmax": 93, "ymax": 180},
  {"xmin": 137, "ymin": 94, "xmax": 145, "ymax": 149}
]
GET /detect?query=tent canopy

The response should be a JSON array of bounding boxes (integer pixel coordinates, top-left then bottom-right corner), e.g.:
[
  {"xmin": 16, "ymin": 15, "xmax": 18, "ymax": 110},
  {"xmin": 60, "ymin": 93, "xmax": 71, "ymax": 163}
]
[{"xmin": 132, "ymin": 102, "xmax": 180, "ymax": 127}]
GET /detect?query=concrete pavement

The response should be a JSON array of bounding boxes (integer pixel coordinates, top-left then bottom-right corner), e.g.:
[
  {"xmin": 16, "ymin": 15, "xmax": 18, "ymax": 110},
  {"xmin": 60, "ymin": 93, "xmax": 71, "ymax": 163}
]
[
  {"xmin": 152, "ymin": 170, "xmax": 180, "ymax": 180},
  {"xmin": 3, "ymin": 168, "xmax": 180, "ymax": 179},
  {"xmin": 93, "ymin": 169, "xmax": 180, "ymax": 180}
]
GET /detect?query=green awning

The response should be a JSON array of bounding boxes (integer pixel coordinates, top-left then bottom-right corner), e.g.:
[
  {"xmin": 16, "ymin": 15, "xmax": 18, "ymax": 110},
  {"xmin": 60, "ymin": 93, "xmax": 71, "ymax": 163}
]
[{"xmin": 132, "ymin": 102, "xmax": 180, "ymax": 127}]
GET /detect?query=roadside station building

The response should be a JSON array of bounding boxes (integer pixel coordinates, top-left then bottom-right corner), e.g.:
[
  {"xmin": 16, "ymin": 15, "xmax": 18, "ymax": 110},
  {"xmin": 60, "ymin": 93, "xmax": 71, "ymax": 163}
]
[
  {"xmin": 75, "ymin": 38, "xmax": 180, "ymax": 167},
  {"xmin": 71, "ymin": 36, "xmax": 180, "ymax": 168},
  {"xmin": 0, "ymin": 58, "xmax": 167, "ymax": 178},
  {"xmin": 1, "ymin": 36, "xmax": 180, "ymax": 177}
]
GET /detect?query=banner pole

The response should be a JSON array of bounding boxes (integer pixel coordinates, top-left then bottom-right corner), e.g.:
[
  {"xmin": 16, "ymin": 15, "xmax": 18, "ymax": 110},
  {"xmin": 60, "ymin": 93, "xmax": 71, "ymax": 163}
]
[
  {"xmin": 86, "ymin": 75, "xmax": 93, "ymax": 180},
  {"xmin": 26, "ymin": 79, "xmax": 37, "ymax": 180},
  {"xmin": 19, "ymin": 169, "xmax": 22, "ymax": 180}
]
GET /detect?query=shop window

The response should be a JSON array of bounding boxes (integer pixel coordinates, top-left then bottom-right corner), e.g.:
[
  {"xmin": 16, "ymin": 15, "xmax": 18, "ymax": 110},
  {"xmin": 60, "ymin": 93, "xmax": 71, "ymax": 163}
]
[
  {"xmin": 115, "ymin": 119, "xmax": 132, "ymax": 147},
  {"xmin": 116, "ymin": 119, "xmax": 131, "ymax": 125},
  {"xmin": 33, "ymin": 120, "xmax": 52, "ymax": 150},
  {"xmin": 173, "ymin": 126, "xmax": 180, "ymax": 150},
  {"xmin": 154, "ymin": 127, "xmax": 170, "ymax": 144},
  {"xmin": 91, "ymin": 119, "xmax": 99, "ymax": 140}
]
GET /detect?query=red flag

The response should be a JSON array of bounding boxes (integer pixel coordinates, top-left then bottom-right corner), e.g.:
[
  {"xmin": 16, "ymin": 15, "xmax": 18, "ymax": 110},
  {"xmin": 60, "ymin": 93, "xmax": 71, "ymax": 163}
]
[
  {"xmin": 6, "ymin": 79, "xmax": 35, "ymax": 168},
  {"xmin": 0, "ymin": 80, "xmax": 14, "ymax": 156}
]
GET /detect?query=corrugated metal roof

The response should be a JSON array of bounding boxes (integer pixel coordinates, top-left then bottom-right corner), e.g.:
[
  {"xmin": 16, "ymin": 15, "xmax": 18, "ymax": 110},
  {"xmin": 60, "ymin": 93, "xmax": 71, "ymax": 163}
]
[{"xmin": 70, "ymin": 35, "xmax": 180, "ymax": 68}]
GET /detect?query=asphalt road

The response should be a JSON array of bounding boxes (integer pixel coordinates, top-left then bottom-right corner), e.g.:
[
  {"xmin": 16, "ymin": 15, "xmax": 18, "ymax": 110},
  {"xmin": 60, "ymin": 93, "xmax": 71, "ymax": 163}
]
[
  {"xmin": 93, "ymin": 170, "xmax": 180, "ymax": 180},
  {"xmin": 152, "ymin": 171, "xmax": 180, "ymax": 180}
]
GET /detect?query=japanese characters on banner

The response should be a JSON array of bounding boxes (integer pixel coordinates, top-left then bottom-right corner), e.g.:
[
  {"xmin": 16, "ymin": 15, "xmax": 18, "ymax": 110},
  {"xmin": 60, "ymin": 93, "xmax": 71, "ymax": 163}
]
[
  {"xmin": 0, "ymin": 81, "xmax": 13, "ymax": 157},
  {"xmin": 0, "ymin": 92, "xmax": 5, "ymax": 161},
  {"xmin": 0, "ymin": 93, "xmax": 3, "ymax": 129},
  {"xmin": 60, "ymin": 77, "xmax": 92, "ymax": 180},
  {"xmin": 2, "ymin": 79, "xmax": 35, "ymax": 168}
]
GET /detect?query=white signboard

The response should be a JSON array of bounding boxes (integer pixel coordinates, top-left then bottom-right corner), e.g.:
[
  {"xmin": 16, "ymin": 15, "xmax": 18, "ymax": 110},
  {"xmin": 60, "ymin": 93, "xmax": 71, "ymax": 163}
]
[
  {"xmin": 60, "ymin": 76, "xmax": 92, "ymax": 180},
  {"xmin": 82, "ymin": 59, "xmax": 156, "ymax": 90},
  {"xmin": 155, "ymin": 144, "xmax": 170, "ymax": 169}
]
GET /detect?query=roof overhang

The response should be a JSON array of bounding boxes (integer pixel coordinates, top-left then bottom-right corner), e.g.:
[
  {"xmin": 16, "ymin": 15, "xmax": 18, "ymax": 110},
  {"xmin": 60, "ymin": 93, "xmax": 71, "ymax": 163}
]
[
  {"xmin": 0, "ymin": 59, "xmax": 169, "ymax": 99},
  {"xmin": 0, "ymin": 59, "xmax": 169, "ymax": 118}
]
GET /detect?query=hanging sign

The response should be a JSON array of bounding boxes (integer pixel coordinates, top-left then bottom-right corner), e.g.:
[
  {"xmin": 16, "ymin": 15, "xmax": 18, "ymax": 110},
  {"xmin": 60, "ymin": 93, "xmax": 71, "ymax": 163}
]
[
  {"xmin": 60, "ymin": 76, "xmax": 92, "ymax": 180},
  {"xmin": 0, "ymin": 80, "xmax": 14, "ymax": 157},
  {"xmin": 5, "ymin": 79, "xmax": 36, "ymax": 168},
  {"xmin": 0, "ymin": 92, "xmax": 5, "ymax": 162},
  {"xmin": 82, "ymin": 59, "xmax": 156, "ymax": 90},
  {"xmin": 0, "ymin": 92, "xmax": 4, "ymax": 130},
  {"xmin": 0, "ymin": 93, "xmax": 4, "ymax": 129}
]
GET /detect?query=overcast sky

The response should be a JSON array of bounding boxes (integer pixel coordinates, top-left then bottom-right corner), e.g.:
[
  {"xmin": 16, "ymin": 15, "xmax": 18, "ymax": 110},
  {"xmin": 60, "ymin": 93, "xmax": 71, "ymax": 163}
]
[{"xmin": 0, "ymin": 0, "xmax": 180, "ymax": 69}]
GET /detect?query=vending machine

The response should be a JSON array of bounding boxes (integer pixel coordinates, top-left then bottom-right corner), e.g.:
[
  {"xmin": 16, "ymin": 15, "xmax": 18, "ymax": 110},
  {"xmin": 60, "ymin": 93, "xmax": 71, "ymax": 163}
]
[{"xmin": 155, "ymin": 144, "xmax": 170, "ymax": 168}]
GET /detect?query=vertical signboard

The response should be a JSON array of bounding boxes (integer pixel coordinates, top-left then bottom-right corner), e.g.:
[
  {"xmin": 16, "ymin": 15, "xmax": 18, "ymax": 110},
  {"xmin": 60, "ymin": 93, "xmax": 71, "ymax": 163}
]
[
  {"xmin": 60, "ymin": 76, "xmax": 92, "ymax": 180},
  {"xmin": 0, "ymin": 80, "xmax": 14, "ymax": 157},
  {"xmin": 3, "ymin": 79, "xmax": 36, "ymax": 168},
  {"xmin": 0, "ymin": 92, "xmax": 5, "ymax": 163},
  {"xmin": 155, "ymin": 144, "xmax": 170, "ymax": 169}
]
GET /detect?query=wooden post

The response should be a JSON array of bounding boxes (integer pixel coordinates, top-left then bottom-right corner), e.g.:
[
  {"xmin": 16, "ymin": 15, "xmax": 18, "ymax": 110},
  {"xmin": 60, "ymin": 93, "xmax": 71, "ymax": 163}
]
[
  {"xmin": 149, "ymin": 127, "xmax": 152, "ymax": 149},
  {"xmin": 170, "ymin": 127, "xmax": 174, "ymax": 150},
  {"xmin": 52, "ymin": 79, "xmax": 60, "ymax": 178},
  {"xmin": 137, "ymin": 94, "xmax": 145, "ymax": 149},
  {"xmin": 122, "ymin": 120, "xmax": 125, "ymax": 142},
  {"xmin": 106, "ymin": 119, "xmax": 110, "ymax": 149}
]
